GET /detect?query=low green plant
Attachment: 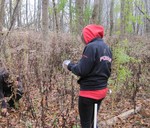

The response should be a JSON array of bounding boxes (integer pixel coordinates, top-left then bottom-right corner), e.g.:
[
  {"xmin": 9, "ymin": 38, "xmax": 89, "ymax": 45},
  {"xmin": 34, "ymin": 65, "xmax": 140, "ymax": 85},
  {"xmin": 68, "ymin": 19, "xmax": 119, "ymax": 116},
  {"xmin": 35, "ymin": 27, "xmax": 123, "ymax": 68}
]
[
  {"xmin": 109, "ymin": 39, "xmax": 139, "ymax": 110},
  {"xmin": 110, "ymin": 39, "xmax": 133, "ymax": 86}
]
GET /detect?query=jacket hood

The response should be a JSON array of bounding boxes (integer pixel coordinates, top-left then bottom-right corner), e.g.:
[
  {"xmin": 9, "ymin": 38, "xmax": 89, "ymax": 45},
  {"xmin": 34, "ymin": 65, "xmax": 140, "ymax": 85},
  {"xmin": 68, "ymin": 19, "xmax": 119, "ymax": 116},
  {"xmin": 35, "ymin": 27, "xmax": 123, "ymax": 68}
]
[{"xmin": 82, "ymin": 24, "xmax": 104, "ymax": 44}]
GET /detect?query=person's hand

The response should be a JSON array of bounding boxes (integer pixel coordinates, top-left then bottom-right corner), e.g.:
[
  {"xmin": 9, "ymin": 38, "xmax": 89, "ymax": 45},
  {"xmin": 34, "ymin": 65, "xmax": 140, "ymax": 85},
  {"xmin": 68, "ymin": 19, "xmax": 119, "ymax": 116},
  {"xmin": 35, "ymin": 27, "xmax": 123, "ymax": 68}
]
[
  {"xmin": 1, "ymin": 108, "xmax": 9, "ymax": 116},
  {"xmin": 109, "ymin": 89, "xmax": 112, "ymax": 94},
  {"xmin": 62, "ymin": 60, "xmax": 71, "ymax": 70}
]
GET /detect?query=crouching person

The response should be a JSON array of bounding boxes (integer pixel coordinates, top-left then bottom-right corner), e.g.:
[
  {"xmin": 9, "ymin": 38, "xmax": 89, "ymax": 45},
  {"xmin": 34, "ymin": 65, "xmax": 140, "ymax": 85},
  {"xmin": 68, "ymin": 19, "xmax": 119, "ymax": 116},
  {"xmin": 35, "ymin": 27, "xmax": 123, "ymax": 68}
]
[{"xmin": 0, "ymin": 68, "xmax": 24, "ymax": 116}]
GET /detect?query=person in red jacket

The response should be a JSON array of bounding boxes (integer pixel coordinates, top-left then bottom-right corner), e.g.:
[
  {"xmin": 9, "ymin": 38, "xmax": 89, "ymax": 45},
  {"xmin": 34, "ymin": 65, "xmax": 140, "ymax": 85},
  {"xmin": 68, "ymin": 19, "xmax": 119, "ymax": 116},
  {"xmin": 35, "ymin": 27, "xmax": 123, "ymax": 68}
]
[{"xmin": 63, "ymin": 24, "xmax": 112, "ymax": 128}]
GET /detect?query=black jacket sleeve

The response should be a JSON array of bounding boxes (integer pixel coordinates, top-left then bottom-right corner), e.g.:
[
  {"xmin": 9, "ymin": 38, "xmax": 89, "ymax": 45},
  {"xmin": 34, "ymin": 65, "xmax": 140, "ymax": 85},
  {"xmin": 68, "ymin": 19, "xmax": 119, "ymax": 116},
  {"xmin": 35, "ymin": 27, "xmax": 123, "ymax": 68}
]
[
  {"xmin": 68, "ymin": 44, "xmax": 96, "ymax": 77},
  {"xmin": 0, "ymin": 76, "xmax": 7, "ymax": 108},
  {"xmin": 0, "ymin": 84, "xmax": 4, "ymax": 99},
  {"xmin": 0, "ymin": 75, "xmax": 4, "ymax": 99}
]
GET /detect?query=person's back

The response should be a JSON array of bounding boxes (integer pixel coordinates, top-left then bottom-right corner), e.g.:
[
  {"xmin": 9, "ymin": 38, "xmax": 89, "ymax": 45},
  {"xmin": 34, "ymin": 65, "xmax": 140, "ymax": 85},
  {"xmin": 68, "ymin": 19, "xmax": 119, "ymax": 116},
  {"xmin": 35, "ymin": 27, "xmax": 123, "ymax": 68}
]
[{"xmin": 78, "ymin": 38, "xmax": 112, "ymax": 90}]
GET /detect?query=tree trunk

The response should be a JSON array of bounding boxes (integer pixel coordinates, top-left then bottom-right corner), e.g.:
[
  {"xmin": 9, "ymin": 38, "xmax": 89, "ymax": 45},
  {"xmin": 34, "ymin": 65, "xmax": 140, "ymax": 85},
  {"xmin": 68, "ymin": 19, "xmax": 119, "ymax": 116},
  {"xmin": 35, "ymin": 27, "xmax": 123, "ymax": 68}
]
[
  {"xmin": 99, "ymin": 0, "xmax": 103, "ymax": 24},
  {"xmin": 17, "ymin": 1, "xmax": 22, "ymax": 27},
  {"xmin": 37, "ymin": 0, "xmax": 41, "ymax": 30},
  {"xmin": 120, "ymin": 0, "xmax": 125, "ymax": 36},
  {"xmin": 52, "ymin": 0, "xmax": 59, "ymax": 33},
  {"xmin": 84, "ymin": 0, "xmax": 88, "ymax": 10},
  {"xmin": 0, "ymin": 0, "xmax": 5, "ymax": 32},
  {"xmin": 76, "ymin": 0, "xmax": 84, "ymax": 33},
  {"xmin": 132, "ymin": 1, "xmax": 136, "ymax": 34},
  {"xmin": 9, "ymin": 0, "xmax": 12, "ymax": 27},
  {"xmin": 109, "ymin": 0, "xmax": 114, "ymax": 36},
  {"xmin": 34, "ymin": 0, "xmax": 36, "ymax": 29},
  {"xmin": 8, "ymin": 0, "xmax": 20, "ymax": 31},
  {"xmin": 42, "ymin": 0, "xmax": 49, "ymax": 41},
  {"xmin": 91, "ymin": 0, "xmax": 100, "ymax": 24},
  {"xmin": 26, "ymin": 0, "xmax": 28, "ymax": 26},
  {"xmin": 69, "ymin": 0, "xmax": 72, "ymax": 32},
  {"xmin": 0, "ymin": 0, "xmax": 5, "ymax": 48},
  {"xmin": 60, "ymin": 9, "xmax": 64, "ymax": 32},
  {"xmin": 1, "ymin": 0, "xmax": 20, "ymax": 58},
  {"xmin": 144, "ymin": 0, "xmax": 150, "ymax": 34}
]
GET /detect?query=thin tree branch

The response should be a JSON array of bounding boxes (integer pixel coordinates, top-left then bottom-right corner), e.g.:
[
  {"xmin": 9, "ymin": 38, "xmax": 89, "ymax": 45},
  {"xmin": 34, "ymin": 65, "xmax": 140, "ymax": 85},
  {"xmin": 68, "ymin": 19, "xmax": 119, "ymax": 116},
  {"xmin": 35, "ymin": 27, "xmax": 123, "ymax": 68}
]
[{"xmin": 135, "ymin": 3, "xmax": 150, "ymax": 22}]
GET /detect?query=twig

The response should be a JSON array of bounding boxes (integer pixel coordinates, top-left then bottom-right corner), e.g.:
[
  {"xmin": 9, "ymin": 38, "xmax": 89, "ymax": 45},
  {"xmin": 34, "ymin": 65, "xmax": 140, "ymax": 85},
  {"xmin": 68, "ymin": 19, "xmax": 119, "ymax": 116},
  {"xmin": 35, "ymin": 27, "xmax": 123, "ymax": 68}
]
[
  {"xmin": 71, "ymin": 75, "xmax": 74, "ymax": 109},
  {"xmin": 132, "ymin": 63, "xmax": 141, "ymax": 112},
  {"xmin": 22, "ymin": 75, "xmax": 37, "ymax": 120}
]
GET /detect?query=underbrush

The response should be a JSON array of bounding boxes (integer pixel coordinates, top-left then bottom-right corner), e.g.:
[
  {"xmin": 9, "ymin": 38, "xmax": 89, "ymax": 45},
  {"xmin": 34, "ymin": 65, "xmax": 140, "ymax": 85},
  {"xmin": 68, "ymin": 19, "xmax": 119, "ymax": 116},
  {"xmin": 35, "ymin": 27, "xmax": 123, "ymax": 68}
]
[{"xmin": 0, "ymin": 31, "xmax": 149, "ymax": 127}]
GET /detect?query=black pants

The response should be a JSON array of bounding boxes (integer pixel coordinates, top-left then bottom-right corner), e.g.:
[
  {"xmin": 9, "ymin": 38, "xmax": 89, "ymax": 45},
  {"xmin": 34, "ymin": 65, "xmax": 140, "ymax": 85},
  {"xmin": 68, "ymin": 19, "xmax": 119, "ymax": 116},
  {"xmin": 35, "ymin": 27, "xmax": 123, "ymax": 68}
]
[{"xmin": 78, "ymin": 96, "xmax": 103, "ymax": 128}]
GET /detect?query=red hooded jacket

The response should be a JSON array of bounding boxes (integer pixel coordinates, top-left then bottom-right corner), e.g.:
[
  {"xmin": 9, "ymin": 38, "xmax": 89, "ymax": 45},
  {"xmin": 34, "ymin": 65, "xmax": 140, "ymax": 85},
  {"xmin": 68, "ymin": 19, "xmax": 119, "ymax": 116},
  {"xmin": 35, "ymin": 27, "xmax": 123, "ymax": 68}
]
[
  {"xmin": 82, "ymin": 24, "xmax": 104, "ymax": 44},
  {"xmin": 68, "ymin": 24, "xmax": 112, "ymax": 100}
]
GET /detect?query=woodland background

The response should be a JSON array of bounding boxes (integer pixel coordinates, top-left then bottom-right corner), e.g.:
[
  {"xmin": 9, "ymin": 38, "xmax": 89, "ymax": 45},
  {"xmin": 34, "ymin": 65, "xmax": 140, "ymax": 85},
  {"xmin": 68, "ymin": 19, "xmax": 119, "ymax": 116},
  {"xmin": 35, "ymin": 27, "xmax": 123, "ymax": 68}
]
[{"xmin": 0, "ymin": 0, "xmax": 150, "ymax": 128}]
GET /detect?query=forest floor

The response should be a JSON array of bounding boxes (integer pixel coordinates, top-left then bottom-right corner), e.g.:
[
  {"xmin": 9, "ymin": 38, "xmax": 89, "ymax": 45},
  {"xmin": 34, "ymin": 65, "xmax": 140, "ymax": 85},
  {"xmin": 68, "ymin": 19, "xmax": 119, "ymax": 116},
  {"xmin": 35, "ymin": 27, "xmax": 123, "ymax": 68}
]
[
  {"xmin": 0, "ymin": 85, "xmax": 149, "ymax": 128},
  {"xmin": 99, "ymin": 88, "xmax": 150, "ymax": 128}
]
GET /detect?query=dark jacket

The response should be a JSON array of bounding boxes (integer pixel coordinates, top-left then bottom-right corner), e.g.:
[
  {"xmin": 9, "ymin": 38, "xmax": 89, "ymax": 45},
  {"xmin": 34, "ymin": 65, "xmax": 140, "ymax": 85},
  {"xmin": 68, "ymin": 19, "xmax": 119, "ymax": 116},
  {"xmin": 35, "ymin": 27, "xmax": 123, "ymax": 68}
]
[
  {"xmin": 68, "ymin": 38, "xmax": 112, "ymax": 90},
  {"xmin": 68, "ymin": 24, "xmax": 112, "ymax": 91},
  {"xmin": 0, "ymin": 68, "xmax": 11, "ymax": 108}
]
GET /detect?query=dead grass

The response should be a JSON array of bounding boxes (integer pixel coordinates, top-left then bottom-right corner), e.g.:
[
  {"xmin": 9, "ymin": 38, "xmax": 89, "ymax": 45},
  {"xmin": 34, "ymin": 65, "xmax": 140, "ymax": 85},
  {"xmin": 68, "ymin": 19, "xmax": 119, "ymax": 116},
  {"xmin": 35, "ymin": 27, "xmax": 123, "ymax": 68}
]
[{"xmin": 0, "ymin": 31, "xmax": 149, "ymax": 127}]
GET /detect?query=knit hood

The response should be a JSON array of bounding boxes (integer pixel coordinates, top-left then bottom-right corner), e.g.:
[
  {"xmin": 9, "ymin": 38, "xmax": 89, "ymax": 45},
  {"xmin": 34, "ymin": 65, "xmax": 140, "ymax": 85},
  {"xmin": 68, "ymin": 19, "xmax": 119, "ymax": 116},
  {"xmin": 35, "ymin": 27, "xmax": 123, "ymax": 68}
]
[{"xmin": 82, "ymin": 24, "xmax": 104, "ymax": 44}]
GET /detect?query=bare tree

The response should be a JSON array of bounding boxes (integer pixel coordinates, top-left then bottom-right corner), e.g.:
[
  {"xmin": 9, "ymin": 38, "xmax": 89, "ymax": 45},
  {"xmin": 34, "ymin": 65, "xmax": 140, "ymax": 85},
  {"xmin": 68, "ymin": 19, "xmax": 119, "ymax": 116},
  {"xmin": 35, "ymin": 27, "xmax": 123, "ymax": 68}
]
[
  {"xmin": 109, "ymin": 0, "xmax": 114, "ymax": 36},
  {"xmin": 34, "ymin": 0, "xmax": 36, "ymax": 26},
  {"xmin": 76, "ymin": 0, "xmax": 84, "ymax": 33},
  {"xmin": 52, "ymin": 0, "xmax": 59, "ymax": 32},
  {"xmin": 9, "ymin": 0, "xmax": 12, "ymax": 27},
  {"xmin": 0, "ymin": 0, "xmax": 5, "ymax": 33},
  {"xmin": 0, "ymin": 0, "xmax": 5, "ymax": 48},
  {"xmin": 144, "ymin": 0, "xmax": 150, "ymax": 34},
  {"xmin": 120, "ymin": 0, "xmax": 125, "ymax": 35},
  {"xmin": 26, "ymin": 0, "xmax": 28, "ymax": 26},
  {"xmin": 37, "ymin": 0, "xmax": 41, "ymax": 30},
  {"xmin": 99, "ymin": 0, "xmax": 103, "ymax": 24},
  {"xmin": 91, "ymin": 0, "xmax": 100, "ymax": 24},
  {"xmin": 41, "ymin": 1, "xmax": 49, "ymax": 126},
  {"xmin": 60, "ymin": 9, "xmax": 64, "ymax": 32},
  {"xmin": 8, "ymin": 0, "xmax": 21, "ymax": 32},
  {"xmin": 69, "ymin": 0, "xmax": 72, "ymax": 32},
  {"xmin": 0, "ymin": 0, "xmax": 20, "ymax": 58},
  {"xmin": 134, "ymin": 1, "xmax": 150, "ymax": 35},
  {"xmin": 42, "ymin": 0, "xmax": 49, "ymax": 41},
  {"xmin": 17, "ymin": 1, "xmax": 22, "ymax": 27}
]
